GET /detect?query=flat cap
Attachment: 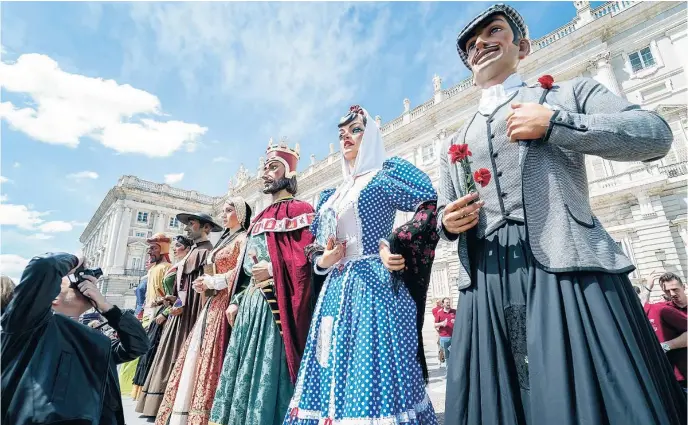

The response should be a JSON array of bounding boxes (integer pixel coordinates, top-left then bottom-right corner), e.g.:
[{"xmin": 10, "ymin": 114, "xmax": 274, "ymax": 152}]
[{"xmin": 456, "ymin": 4, "xmax": 528, "ymax": 69}]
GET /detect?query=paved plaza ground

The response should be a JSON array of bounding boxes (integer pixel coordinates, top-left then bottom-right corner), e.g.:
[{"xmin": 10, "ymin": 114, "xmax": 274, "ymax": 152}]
[{"xmin": 123, "ymin": 311, "xmax": 448, "ymax": 425}]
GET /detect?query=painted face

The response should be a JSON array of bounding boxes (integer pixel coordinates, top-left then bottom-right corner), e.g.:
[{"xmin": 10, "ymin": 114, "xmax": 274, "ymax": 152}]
[
  {"xmin": 339, "ymin": 114, "xmax": 365, "ymax": 162},
  {"xmin": 173, "ymin": 240, "xmax": 190, "ymax": 260},
  {"xmin": 184, "ymin": 218, "xmax": 205, "ymax": 241},
  {"xmin": 221, "ymin": 202, "xmax": 239, "ymax": 229},
  {"xmin": 465, "ymin": 15, "xmax": 526, "ymax": 86},
  {"xmin": 147, "ymin": 244, "xmax": 162, "ymax": 262},
  {"xmin": 261, "ymin": 160, "xmax": 288, "ymax": 194},
  {"xmin": 663, "ymin": 279, "xmax": 687, "ymax": 308}
]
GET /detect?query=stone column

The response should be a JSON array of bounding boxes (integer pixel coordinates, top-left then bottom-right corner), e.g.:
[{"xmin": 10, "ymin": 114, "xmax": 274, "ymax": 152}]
[
  {"xmin": 105, "ymin": 203, "xmax": 124, "ymax": 270},
  {"xmin": 111, "ymin": 207, "xmax": 133, "ymax": 275},
  {"xmin": 589, "ymin": 51, "xmax": 622, "ymax": 97},
  {"xmin": 154, "ymin": 212, "xmax": 165, "ymax": 233}
]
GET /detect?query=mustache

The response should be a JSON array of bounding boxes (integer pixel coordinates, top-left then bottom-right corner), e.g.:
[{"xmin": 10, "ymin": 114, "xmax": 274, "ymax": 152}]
[{"xmin": 472, "ymin": 44, "xmax": 500, "ymax": 65}]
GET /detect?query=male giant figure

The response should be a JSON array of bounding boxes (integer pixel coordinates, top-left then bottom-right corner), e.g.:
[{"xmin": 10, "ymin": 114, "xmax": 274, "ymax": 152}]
[
  {"xmin": 438, "ymin": 4, "xmax": 686, "ymax": 425},
  {"xmin": 209, "ymin": 141, "xmax": 316, "ymax": 425}
]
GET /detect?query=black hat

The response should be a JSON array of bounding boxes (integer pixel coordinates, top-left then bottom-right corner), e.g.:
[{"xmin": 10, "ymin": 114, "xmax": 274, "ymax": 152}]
[
  {"xmin": 456, "ymin": 4, "xmax": 528, "ymax": 69},
  {"xmin": 176, "ymin": 212, "xmax": 223, "ymax": 233}
]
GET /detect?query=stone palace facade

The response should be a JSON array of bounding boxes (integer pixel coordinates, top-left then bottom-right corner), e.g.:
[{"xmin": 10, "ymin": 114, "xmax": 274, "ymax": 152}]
[{"xmin": 82, "ymin": 1, "xmax": 688, "ymax": 309}]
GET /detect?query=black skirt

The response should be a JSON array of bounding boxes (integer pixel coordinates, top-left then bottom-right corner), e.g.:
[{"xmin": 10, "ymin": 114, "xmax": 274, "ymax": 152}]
[
  {"xmin": 132, "ymin": 314, "xmax": 165, "ymax": 386},
  {"xmin": 445, "ymin": 222, "xmax": 686, "ymax": 425}
]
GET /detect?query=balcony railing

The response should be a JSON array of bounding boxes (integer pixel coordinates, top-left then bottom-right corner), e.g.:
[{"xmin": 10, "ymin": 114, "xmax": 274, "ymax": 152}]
[{"xmin": 124, "ymin": 268, "xmax": 147, "ymax": 277}]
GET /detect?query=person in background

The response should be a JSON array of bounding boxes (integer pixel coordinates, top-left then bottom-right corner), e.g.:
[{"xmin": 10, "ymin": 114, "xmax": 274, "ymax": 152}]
[
  {"xmin": 434, "ymin": 297, "xmax": 456, "ymax": 369},
  {"xmin": 645, "ymin": 273, "xmax": 688, "ymax": 392},
  {"xmin": 432, "ymin": 298, "xmax": 445, "ymax": 365},
  {"xmin": 1, "ymin": 253, "xmax": 148, "ymax": 425},
  {"xmin": 0, "ymin": 276, "xmax": 16, "ymax": 315}
]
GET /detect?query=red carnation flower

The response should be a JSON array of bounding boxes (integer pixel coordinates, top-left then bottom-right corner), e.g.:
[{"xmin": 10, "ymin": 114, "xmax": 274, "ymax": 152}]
[
  {"xmin": 448, "ymin": 144, "xmax": 472, "ymax": 164},
  {"xmin": 473, "ymin": 168, "xmax": 492, "ymax": 187},
  {"xmin": 538, "ymin": 75, "xmax": 554, "ymax": 90}
]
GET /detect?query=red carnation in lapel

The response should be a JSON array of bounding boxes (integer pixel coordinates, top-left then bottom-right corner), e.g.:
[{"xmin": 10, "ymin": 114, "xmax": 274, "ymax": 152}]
[
  {"xmin": 538, "ymin": 75, "xmax": 554, "ymax": 90},
  {"xmin": 448, "ymin": 144, "xmax": 472, "ymax": 164},
  {"xmin": 473, "ymin": 168, "xmax": 492, "ymax": 187}
]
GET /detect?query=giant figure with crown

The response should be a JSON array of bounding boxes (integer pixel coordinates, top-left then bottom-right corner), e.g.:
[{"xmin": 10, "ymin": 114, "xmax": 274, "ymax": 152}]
[{"xmin": 208, "ymin": 139, "xmax": 317, "ymax": 425}]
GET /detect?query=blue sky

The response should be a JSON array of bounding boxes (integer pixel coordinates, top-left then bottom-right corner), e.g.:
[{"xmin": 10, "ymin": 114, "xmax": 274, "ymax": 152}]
[{"xmin": 0, "ymin": 1, "xmax": 598, "ymax": 278}]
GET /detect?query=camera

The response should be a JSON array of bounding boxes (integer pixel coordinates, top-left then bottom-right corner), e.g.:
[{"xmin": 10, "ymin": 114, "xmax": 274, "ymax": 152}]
[{"xmin": 68, "ymin": 266, "xmax": 103, "ymax": 288}]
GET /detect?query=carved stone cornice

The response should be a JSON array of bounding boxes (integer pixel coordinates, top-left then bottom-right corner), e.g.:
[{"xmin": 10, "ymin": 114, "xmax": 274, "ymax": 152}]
[{"xmin": 588, "ymin": 50, "xmax": 612, "ymax": 70}]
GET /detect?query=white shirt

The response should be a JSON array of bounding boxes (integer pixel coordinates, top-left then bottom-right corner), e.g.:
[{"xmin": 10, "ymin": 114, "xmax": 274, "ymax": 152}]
[{"xmin": 478, "ymin": 73, "xmax": 524, "ymax": 116}]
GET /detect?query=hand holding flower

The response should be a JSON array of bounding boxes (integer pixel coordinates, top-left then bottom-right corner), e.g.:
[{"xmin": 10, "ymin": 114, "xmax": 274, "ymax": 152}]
[{"xmin": 442, "ymin": 192, "xmax": 483, "ymax": 235}]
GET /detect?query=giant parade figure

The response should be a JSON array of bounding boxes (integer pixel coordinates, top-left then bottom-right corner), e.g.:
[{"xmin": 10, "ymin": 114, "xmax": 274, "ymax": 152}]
[
  {"xmin": 136, "ymin": 215, "xmax": 221, "ymax": 416},
  {"xmin": 131, "ymin": 235, "xmax": 172, "ymax": 400},
  {"xmin": 439, "ymin": 4, "xmax": 686, "ymax": 425},
  {"xmin": 209, "ymin": 139, "xmax": 316, "ymax": 425}
]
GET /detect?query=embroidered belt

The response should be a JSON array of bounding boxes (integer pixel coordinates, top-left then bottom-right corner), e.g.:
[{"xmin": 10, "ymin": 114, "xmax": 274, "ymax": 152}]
[{"xmin": 254, "ymin": 279, "xmax": 282, "ymax": 335}]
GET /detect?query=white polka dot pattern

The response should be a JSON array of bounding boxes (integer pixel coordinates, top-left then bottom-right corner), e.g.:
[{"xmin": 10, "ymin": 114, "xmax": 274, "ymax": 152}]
[{"xmin": 284, "ymin": 157, "xmax": 438, "ymax": 425}]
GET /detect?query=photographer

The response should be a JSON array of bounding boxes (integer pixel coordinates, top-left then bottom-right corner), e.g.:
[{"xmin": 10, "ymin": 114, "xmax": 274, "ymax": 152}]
[{"xmin": 1, "ymin": 253, "xmax": 149, "ymax": 425}]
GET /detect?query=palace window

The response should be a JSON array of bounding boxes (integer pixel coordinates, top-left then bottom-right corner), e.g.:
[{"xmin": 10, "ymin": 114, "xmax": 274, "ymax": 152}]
[
  {"xmin": 137, "ymin": 211, "xmax": 149, "ymax": 223},
  {"xmin": 422, "ymin": 144, "xmax": 436, "ymax": 164},
  {"xmin": 169, "ymin": 217, "xmax": 180, "ymax": 228},
  {"xmin": 131, "ymin": 257, "xmax": 141, "ymax": 270},
  {"xmin": 134, "ymin": 231, "xmax": 146, "ymax": 238},
  {"xmin": 629, "ymin": 46, "xmax": 655, "ymax": 73}
]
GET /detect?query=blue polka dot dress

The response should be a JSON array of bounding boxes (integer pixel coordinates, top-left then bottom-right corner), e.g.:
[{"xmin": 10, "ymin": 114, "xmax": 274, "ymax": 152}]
[{"xmin": 284, "ymin": 157, "xmax": 439, "ymax": 425}]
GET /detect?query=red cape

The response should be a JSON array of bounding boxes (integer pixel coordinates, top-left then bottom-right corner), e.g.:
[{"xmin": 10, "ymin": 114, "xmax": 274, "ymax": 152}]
[{"xmin": 250, "ymin": 198, "xmax": 315, "ymax": 383}]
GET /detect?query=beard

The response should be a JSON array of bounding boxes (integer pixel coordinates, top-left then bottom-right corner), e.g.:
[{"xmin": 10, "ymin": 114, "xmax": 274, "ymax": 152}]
[{"xmin": 262, "ymin": 177, "xmax": 291, "ymax": 194}]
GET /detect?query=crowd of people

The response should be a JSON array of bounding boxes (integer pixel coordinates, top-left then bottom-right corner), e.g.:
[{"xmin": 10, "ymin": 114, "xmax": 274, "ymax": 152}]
[{"xmin": 1, "ymin": 4, "xmax": 687, "ymax": 425}]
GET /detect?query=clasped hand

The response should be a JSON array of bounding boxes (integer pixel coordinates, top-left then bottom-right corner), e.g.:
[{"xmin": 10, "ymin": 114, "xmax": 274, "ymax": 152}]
[
  {"xmin": 506, "ymin": 102, "xmax": 554, "ymax": 143},
  {"xmin": 252, "ymin": 261, "xmax": 272, "ymax": 283},
  {"xmin": 192, "ymin": 275, "xmax": 209, "ymax": 293},
  {"xmin": 317, "ymin": 237, "xmax": 345, "ymax": 270}
]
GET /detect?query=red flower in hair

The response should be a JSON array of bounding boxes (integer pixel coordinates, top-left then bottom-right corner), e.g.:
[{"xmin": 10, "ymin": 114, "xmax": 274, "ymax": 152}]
[
  {"xmin": 538, "ymin": 75, "xmax": 554, "ymax": 90},
  {"xmin": 448, "ymin": 144, "xmax": 472, "ymax": 164},
  {"xmin": 473, "ymin": 168, "xmax": 492, "ymax": 187},
  {"xmin": 349, "ymin": 105, "xmax": 364, "ymax": 115}
]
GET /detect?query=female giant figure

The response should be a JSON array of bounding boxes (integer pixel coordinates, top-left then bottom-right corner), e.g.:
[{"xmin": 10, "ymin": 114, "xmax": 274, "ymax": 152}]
[{"xmin": 285, "ymin": 105, "xmax": 438, "ymax": 425}]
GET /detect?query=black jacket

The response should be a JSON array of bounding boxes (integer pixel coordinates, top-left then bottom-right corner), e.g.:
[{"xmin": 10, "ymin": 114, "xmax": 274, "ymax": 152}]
[{"xmin": 1, "ymin": 253, "xmax": 149, "ymax": 425}]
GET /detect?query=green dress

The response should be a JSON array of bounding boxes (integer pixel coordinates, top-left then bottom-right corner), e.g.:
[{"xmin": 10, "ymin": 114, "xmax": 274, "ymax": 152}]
[{"xmin": 209, "ymin": 233, "xmax": 293, "ymax": 425}]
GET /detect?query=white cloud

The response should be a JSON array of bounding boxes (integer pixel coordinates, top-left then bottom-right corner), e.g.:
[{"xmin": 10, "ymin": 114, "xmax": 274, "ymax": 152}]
[
  {"xmin": 0, "ymin": 194, "xmax": 8, "ymax": 202},
  {"xmin": 0, "ymin": 53, "xmax": 207, "ymax": 157},
  {"xmin": 67, "ymin": 171, "xmax": 99, "ymax": 181},
  {"xmin": 13, "ymin": 162, "xmax": 20, "ymax": 168},
  {"xmin": 0, "ymin": 176, "xmax": 12, "ymax": 184},
  {"xmin": 164, "ymin": 172, "xmax": 184, "ymax": 184},
  {"xmin": 38, "ymin": 220, "xmax": 74, "ymax": 233},
  {"xmin": 0, "ymin": 254, "xmax": 30, "ymax": 282},
  {"xmin": 0, "ymin": 203, "xmax": 48, "ymax": 230},
  {"xmin": 212, "ymin": 156, "xmax": 230, "ymax": 163},
  {"xmin": 0, "ymin": 202, "xmax": 78, "ymax": 235},
  {"xmin": 125, "ymin": 3, "xmax": 392, "ymax": 138},
  {"xmin": 31, "ymin": 233, "xmax": 54, "ymax": 240}
]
